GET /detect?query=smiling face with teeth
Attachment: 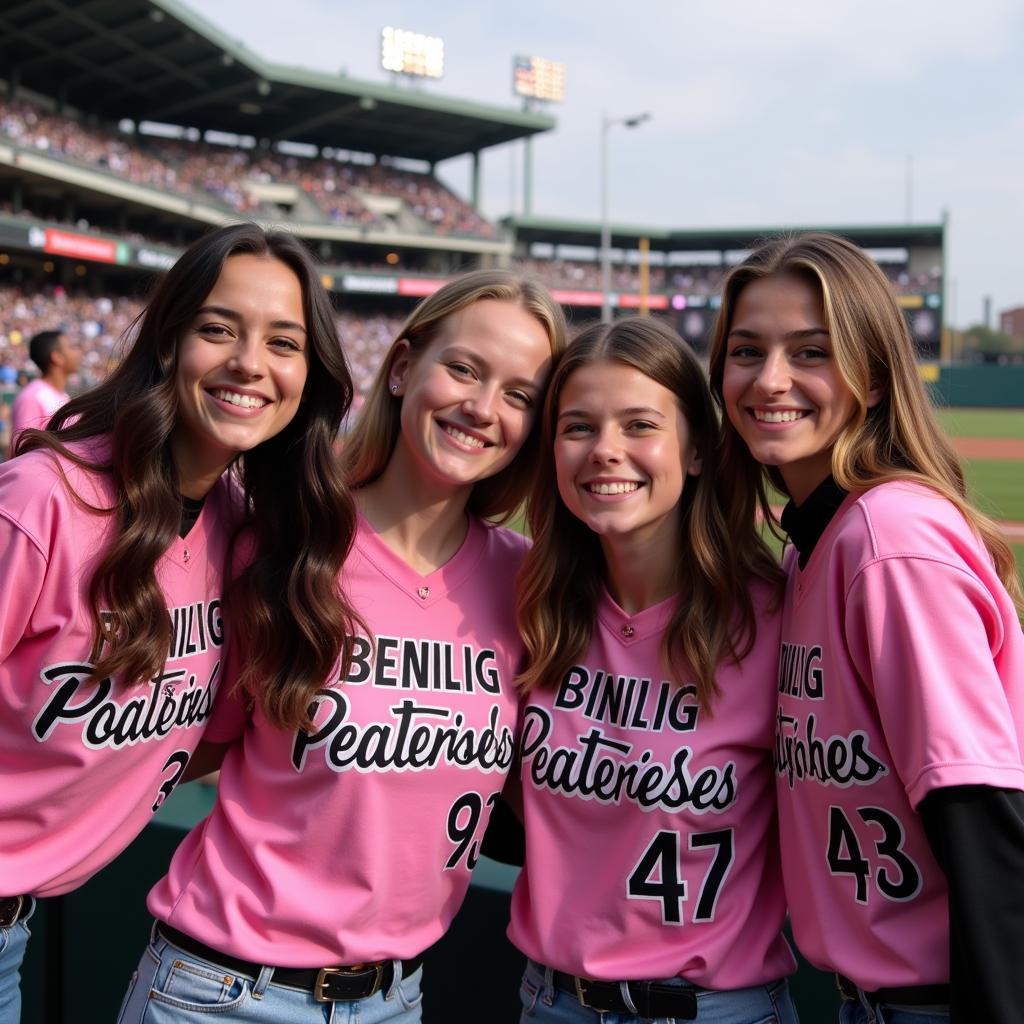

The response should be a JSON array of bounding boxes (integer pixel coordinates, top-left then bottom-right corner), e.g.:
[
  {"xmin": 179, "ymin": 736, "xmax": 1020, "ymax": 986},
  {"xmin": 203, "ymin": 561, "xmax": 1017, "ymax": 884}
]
[
  {"xmin": 554, "ymin": 360, "xmax": 701, "ymax": 554},
  {"xmin": 171, "ymin": 254, "xmax": 309, "ymax": 497},
  {"xmin": 387, "ymin": 298, "xmax": 553, "ymax": 498},
  {"xmin": 721, "ymin": 272, "xmax": 875, "ymax": 505}
]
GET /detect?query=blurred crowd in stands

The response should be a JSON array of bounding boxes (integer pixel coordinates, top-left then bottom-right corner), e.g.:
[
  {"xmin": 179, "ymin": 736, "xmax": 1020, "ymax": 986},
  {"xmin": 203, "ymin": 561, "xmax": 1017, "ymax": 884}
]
[
  {"xmin": 0, "ymin": 98, "xmax": 495, "ymax": 239},
  {"xmin": 512, "ymin": 258, "xmax": 941, "ymax": 296},
  {"xmin": 0, "ymin": 285, "xmax": 405, "ymax": 401}
]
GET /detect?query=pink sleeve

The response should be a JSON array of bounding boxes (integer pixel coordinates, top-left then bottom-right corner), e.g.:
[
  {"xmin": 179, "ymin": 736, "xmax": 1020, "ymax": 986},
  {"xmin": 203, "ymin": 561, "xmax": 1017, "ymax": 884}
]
[
  {"xmin": 203, "ymin": 650, "xmax": 248, "ymax": 743},
  {"xmin": 0, "ymin": 511, "xmax": 47, "ymax": 662},
  {"xmin": 846, "ymin": 555, "xmax": 1024, "ymax": 807}
]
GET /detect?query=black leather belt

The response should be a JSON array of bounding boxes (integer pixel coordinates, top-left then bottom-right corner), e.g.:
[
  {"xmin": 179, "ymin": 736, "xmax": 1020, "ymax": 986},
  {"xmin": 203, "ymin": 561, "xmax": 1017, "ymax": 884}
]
[
  {"xmin": 553, "ymin": 969, "xmax": 698, "ymax": 1019},
  {"xmin": 157, "ymin": 923, "xmax": 423, "ymax": 1004},
  {"xmin": 836, "ymin": 974, "xmax": 950, "ymax": 1007},
  {"xmin": 0, "ymin": 896, "xmax": 31, "ymax": 929}
]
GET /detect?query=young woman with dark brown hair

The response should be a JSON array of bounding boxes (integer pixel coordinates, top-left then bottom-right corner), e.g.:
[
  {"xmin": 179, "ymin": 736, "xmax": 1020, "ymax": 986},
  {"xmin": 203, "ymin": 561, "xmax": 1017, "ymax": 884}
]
[
  {"xmin": 0, "ymin": 223, "xmax": 359, "ymax": 1024},
  {"xmin": 510, "ymin": 316, "xmax": 797, "ymax": 1024}
]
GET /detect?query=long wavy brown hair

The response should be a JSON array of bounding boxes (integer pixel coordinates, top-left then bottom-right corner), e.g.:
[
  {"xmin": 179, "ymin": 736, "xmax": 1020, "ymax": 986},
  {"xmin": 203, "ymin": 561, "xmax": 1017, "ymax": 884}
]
[
  {"xmin": 19, "ymin": 223, "xmax": 363, "ymax": 728},
  {"xmin": 343, "ymin": 269, "xmax": 568, "ymax": 521},
  {"xmin": 708, "ymin": 231, "xmax": 1023, "ymax": 614},
  {"xmin": 517, "ymin": 316, "xmax": 783, "ymax": 709}
]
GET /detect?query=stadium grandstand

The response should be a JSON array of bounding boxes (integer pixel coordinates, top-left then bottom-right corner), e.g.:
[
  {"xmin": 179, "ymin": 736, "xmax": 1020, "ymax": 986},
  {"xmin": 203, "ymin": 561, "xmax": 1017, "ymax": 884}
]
[{"xmin": 0, "ymin": 0, "xmax": 945, "ymax": 421}]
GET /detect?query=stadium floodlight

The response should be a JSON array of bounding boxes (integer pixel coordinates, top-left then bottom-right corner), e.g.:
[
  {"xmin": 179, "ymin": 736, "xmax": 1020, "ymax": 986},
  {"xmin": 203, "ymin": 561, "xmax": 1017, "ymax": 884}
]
[
  {"xmin": 601, "ymin": 112, "xmax": 651, "ymax": 323},
  {"xmin": 513, "ymin": 56, "xmax": 566, "ymax": 104},
  {"xmin": 381, "ymin": 27, "xmax": 444, "ymax": 80}
]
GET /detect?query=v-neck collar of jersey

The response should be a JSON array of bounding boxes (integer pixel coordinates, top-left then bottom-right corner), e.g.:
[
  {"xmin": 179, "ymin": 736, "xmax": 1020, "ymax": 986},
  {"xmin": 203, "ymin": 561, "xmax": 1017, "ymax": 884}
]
[
  {"xmin": 165, "ymin": 484, "xmax": 219, "ymax": 571},
  {"xmin": 354, "ymin": 511, "xmax": 487, "ymax": 609},
  {"xmin": 790, "ymin": 490, "xmax": 862, "ymax": 606},
  {"xmin": 596, "ymin": 587, "xmax": 676, "ymax": 647}
]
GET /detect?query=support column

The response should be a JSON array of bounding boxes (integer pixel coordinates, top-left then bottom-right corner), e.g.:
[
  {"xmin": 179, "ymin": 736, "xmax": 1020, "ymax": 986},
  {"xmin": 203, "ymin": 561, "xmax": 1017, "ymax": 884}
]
[
  {"xmin": 471, "ymin": 150, "xmax": 481, "ymax": 210},
  {"xmin": 522, "ymin": 137, "xmax": 533, "ymax": 215}
]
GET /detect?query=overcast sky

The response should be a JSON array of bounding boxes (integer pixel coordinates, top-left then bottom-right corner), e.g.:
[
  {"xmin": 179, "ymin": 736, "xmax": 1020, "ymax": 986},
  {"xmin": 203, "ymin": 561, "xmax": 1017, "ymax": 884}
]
[{"xmin": 198, "ymin": 0, "xmax": 1024, "ymax": 327}]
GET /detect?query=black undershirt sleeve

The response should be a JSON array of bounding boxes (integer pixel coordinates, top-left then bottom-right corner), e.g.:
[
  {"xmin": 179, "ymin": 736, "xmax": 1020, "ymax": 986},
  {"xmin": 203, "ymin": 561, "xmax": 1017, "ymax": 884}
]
[{"xmin": 918, "ymin": 785, "xmax": 1024, "ymax": 1024}]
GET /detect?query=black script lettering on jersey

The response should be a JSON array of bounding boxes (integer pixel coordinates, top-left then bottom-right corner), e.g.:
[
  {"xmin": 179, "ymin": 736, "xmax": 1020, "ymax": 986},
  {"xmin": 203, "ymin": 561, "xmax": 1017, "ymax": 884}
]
[
  {"xmin": 520, "ymin": 706, "xmax": 736, "ymax": 813},
  {"xmin": 554, "ymin": 666, "xmax": 698, "ymax": 734},
  {"xmin": 291, "ymin": 692, "xmax": 515, "ymax": 774},
  {"xmin": 32, "ymin": 660, "xmax": 219, "ymax": 749},
  {"xmin": 342, "ymin": 635, "xmax": 500, "ymax": 695},
  {"xmin": 773, "ymin": 709, "xmax": 888, "ymax": 790},
  {"xmin": 777, "ymin": 642, "xmax": 824, "ymax": 699}
]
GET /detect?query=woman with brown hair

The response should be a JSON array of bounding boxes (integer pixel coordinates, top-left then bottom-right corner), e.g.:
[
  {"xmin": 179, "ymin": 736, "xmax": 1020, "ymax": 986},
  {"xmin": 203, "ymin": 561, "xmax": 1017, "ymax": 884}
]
[
  {"xmin": 510, "ymin": 316, "xmax": 797, "ymax": 1023},
  {"xmin": 712, "ymin": 231, "xmax": 1024, "ymax": 1024},
  {"xmin": 0, "ymin": 223, "xmax": 360, "ymax": 1024},
  {"xmin": 116, "ymin": 270, "xmax": 567, "ymax": 1023}
]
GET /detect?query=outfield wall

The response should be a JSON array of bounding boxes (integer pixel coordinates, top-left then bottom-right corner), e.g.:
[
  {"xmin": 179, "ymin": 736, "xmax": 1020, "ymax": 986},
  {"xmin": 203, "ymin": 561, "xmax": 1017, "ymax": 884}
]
[{"xmin": 924, "ymin": 365, "xmax": 1024, "ymax": 409}]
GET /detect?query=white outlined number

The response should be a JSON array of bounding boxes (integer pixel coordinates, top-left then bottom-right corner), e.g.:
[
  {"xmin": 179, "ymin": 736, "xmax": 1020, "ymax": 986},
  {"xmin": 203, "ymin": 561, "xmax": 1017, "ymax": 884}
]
[
  {"xmin": 826, "ymin": 805, "xmax": 922, "ymax": 905},
  {"xmin": 626, "ymin": 828, "xmax": 734, "ymax": 925},
  {"xmin": 444, "ymin": 791, "xmax": 499, "ymax": 871}
]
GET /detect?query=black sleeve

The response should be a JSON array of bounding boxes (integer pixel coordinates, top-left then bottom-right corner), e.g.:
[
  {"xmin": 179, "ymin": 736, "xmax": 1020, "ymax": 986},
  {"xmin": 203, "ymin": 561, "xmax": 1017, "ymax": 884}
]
[
  {"xmin": 479, "ymin": 794, "xmax": 525, "ymax": 867},
  {"xmin": 918, "ymin": 785, "xmax": 1024, "ymax": 1024}
]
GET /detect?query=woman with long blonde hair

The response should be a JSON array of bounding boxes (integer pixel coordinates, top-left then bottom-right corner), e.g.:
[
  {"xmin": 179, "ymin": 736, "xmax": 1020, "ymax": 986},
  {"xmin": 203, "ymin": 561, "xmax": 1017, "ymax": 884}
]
[
  {"xmin": 711, "ymin": 231, "xmax": 1024, "ymax": 1024},
  {"xmin": 117, "ymin": 269, "xmax": 567, "ymax": 1024},
  {"xmin": 510, "ymin": 316, "xmax": 797, "ymax": 1023}
]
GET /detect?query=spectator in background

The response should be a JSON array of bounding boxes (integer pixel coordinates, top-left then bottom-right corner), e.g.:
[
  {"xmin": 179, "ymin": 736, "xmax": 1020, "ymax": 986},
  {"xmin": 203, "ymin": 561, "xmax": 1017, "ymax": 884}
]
[{"xmin": 8, "ymin": 330, "xmax": 79, "ymax": 455}]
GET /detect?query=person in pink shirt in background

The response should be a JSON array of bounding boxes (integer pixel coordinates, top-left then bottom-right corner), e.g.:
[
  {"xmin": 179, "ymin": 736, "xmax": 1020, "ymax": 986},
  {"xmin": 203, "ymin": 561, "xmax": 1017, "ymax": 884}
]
[
  {"xmin": 115, "ymin": 270, "xmax": 567, "ymax": 1024},
  {"xmin": 8, "ymin": 328, "xmax": 79, "ymax": 455},
  {"xmin": 510, "ymin": 317, "xmax": 798, "ymax": 1024},
  {"xmin": 711, "ymin": 232, "xmax": 1024, "ymax": 1024},
  {"xmin": 0, "ymin": 222, "xmax": 360, "ymax": 1024}
]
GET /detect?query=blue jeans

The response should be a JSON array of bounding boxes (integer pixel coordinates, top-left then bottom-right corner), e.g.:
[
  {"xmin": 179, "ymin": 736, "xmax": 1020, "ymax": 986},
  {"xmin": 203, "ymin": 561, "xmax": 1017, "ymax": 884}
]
[
  {"xmin": 116, "ymin": 925, "xmax": 424, "ymax": 1024},
  {"xmin": 0, "ymin": 899, "xmax": 34, "ymax": 1024},
  {"xmin": 519, "ymin": 960, "xmax": 799, "ymax": 1023},
  {"xmin": 838, "ymin": 995, "xmax": 948, "ymax": 1024}
]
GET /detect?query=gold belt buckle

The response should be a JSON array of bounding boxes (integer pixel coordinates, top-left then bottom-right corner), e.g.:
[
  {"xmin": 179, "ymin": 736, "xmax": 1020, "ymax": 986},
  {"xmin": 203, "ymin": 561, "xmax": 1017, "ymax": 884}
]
[
  {"xmin": 573, "ymin": 976, "xmax": 594, "ymax": 1009},
  {"xmin": 313, "ymin": 962, "xmax": 386, "ymax": 1003}
]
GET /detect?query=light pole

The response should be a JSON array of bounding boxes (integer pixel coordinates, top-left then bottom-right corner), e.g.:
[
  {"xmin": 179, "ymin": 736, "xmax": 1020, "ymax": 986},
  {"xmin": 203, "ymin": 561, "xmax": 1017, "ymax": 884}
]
[{"xmin": 600, "ymin": 111, "xmax": 650, "ymax": 323}]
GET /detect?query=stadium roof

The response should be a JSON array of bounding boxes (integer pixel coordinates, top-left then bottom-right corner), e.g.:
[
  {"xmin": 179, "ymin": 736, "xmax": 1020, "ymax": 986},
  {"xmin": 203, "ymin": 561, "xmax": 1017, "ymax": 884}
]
[
  {"xmin": 0, "ymin": 0, "xmax": 555, "ymax": 163},
  {"xmin": 504, "ymin": 217, "xmax": 946, "ymax": 252}
]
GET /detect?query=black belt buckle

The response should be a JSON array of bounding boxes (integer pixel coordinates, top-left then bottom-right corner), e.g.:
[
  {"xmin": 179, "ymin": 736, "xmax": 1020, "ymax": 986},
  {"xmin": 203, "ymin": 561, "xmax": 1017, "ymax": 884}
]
[
  {"xmin": 638, "ymin": 981, "xmax": 698, "ymax": 1019},
  {"xmin": 313, "ymin": 962, "xmax": 386, "ymax": 1003},
  {"xmin": 0, "ymin": 896, "xmax": 25, "ymax": 929}
]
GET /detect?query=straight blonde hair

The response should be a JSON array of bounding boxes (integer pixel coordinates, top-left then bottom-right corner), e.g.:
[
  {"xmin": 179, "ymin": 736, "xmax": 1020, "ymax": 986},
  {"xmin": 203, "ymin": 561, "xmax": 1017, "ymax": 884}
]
[
  {"xmin": 517, "ymin": 316, "xmax": 783, "ymax": 708},
  {"xmin": 343, "ymin": 269, "xmax": 568, "ymax": 521},
  {"xmin": 708, "ymin": 231, "xmax": 1023, "ymax": 614}
]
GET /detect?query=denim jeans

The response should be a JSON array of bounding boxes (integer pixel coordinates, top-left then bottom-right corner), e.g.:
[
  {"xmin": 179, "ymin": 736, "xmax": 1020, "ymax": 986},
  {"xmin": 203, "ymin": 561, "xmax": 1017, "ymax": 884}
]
[
  {"xmin": 116, "ymin": 925, "xmax": 424, "ymax": 1024},
  {"xmin": 0, "ymin": 898, "xmax": 34, "ymax": 1024},
  {"xmin": 838, "ymin": 994, "xmax": 948, "ymax": 1024},
  {"xmin": 519, "ymin": 960, "xmax": 799, "ymax": 1024}
]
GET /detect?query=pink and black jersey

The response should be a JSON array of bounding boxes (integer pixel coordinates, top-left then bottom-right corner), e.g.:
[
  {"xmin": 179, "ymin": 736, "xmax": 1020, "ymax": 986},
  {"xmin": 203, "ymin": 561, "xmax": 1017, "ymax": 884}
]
[
  {"xmin": 0, "ymin": 443, "xmax": 230, "ymax": 897},
  {"xmin": 776, "ymin": 481, "xmax": 1024, "ymax": 990},
  {"xmin": 509, "ymin": 585, "xmax": 795, "ymax": 989},
  {"xmin": 149, "ymin": 513, "xmax": 526, "ymax": 967}
]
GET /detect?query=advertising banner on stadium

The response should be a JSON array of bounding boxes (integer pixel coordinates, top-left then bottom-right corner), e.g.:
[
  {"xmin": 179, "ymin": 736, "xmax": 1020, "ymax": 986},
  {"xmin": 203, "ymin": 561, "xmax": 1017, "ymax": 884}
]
[{"xmin": 26, "ymin": 226, "xmax": 129, "ymax": 264}]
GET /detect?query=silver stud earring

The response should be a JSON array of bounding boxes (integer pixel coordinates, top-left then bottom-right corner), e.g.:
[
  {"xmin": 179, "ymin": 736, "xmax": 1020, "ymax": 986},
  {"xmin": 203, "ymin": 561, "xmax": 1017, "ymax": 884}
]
[{"xmin": 390, "ymin": 384, "xmax": 399, "ymax": 394}]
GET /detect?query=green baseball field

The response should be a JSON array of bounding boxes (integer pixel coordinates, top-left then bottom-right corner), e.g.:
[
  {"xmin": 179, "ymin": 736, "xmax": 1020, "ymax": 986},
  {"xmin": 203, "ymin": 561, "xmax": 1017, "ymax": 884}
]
[{"xmin": 937, "ymin": 407, "xmax": 1024, "ymax": 581}]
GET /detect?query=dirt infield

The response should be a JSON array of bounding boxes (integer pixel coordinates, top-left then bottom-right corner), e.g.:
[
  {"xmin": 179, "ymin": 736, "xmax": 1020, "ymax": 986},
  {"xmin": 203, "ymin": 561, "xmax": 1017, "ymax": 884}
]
[{"xmin": 952, "ymin": 437, "xmax": 1024, "ymax": 459}]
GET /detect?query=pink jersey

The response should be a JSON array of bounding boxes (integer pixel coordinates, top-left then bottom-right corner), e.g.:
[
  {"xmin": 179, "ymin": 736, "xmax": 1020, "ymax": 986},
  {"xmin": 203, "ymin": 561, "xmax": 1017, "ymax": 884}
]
[
  {"xmin": 9, "ymin": 379, "xmax": 68, "ymax": 449},
  {"xmin": 509, "ymin": 585, "xmax": 796, "ymax": 988},
  {"xmin": 776, "ymin": 481, "xmax": 1024, "ymax": 990},
  {"xmin": 0, "ymin": 443, "xmax": 230, "ymax": 897},
  {"xmin": 149, "ymin": 513, "xmax": 526, "ymax": 966}
]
